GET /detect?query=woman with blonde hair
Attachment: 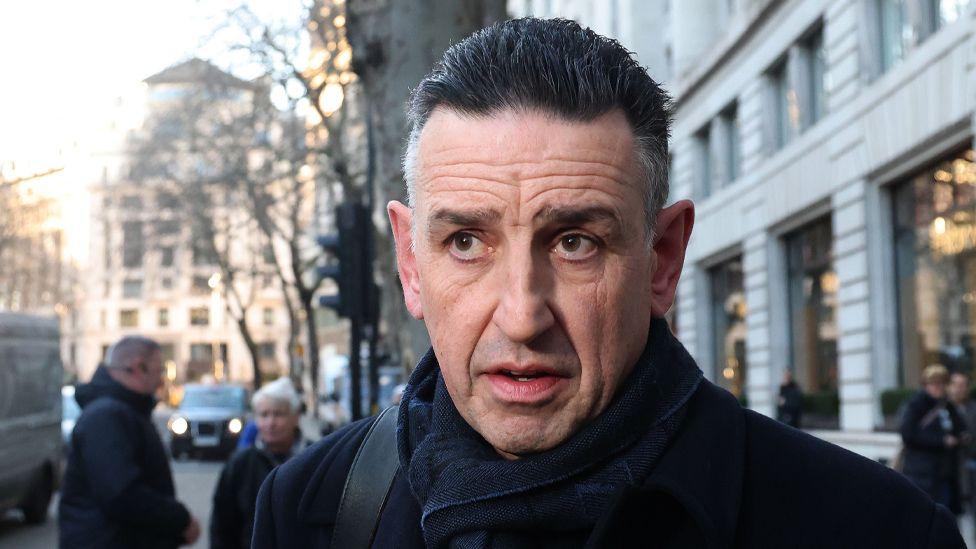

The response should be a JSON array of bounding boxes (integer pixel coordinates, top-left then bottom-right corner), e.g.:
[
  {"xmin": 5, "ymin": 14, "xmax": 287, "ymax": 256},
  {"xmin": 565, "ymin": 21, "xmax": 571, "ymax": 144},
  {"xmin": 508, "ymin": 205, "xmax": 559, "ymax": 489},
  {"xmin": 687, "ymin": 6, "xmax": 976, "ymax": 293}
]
[{"xmin": 210, "ymin": 378, "xmax": 306, "ymax": 548}]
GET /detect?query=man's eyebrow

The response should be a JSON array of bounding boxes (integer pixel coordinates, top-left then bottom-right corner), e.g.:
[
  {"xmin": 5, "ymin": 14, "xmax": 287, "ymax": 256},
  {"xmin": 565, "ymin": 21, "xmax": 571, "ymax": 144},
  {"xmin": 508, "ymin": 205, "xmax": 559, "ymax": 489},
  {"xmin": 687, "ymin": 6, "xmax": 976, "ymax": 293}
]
[
  {"xmin": 428, "ymin": 207, "xmax": 502, "ymax": 228},
  {"xmin": 533, "ymin": 205, "xmax": 623, "ymax": 228}
]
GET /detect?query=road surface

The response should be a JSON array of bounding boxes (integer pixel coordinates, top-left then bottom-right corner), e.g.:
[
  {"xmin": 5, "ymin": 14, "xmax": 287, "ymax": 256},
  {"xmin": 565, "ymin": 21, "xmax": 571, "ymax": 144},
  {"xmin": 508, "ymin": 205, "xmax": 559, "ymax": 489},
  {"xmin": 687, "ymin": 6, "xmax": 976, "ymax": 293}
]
[{"xmin": 0, "ymin": 459, "xmax": 223, "ymax": 549}]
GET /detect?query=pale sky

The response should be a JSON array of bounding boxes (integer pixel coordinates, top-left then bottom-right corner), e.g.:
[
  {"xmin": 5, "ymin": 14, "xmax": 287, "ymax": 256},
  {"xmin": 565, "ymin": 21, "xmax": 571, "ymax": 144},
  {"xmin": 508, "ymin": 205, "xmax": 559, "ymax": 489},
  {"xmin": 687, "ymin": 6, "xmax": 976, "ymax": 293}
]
[
  {"xmin": 0, "ymin": 0, "xmax": 301, "ymax": 163},
  {"xmin": 0, "ymin": 0, "xmax": 303, "ymax": 265}
]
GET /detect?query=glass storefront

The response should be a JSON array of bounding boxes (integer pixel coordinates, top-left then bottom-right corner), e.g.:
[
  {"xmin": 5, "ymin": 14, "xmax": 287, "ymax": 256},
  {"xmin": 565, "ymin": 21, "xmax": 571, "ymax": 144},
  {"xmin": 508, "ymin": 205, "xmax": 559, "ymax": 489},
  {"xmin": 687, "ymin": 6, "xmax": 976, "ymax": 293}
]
[
  {"xmin": 786, "ymin": 216, "xmax": 839, "ymax": 427},
  {"xmin": 894, "ymin": 147, "xmax": 976, "ymax": 386},
  {"xmin": 709, "ymin": 257, "xmax": 747, "ymax": 400}
]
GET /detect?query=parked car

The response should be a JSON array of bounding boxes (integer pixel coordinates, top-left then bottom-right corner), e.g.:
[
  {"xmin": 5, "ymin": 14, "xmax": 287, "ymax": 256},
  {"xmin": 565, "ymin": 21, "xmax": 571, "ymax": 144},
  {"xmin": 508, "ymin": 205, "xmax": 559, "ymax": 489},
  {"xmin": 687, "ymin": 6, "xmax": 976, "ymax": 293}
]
[
  {"xmin": 167, "ymin": 384, "xmax": 248, "ymax": 459},
  {"xmin": 0, "ymin": 312, "xmax": 62, "ymax": 523}
]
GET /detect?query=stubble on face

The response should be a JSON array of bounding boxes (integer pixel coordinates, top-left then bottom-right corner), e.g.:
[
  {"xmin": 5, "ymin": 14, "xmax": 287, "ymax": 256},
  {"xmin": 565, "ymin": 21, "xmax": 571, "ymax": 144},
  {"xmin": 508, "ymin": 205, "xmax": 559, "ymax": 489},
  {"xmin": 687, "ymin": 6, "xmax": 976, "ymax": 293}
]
[{"xmin": 407, "ymin": 108, "xmax": 655, "ymax": 457}]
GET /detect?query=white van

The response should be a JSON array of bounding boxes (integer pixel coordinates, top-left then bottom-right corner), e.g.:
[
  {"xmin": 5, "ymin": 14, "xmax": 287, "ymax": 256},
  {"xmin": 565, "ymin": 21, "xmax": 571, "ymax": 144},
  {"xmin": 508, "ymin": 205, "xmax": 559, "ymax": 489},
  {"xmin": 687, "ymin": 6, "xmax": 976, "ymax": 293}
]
[{"xmin": 0, "ymin": 312, "xmax": 62, "ymax": 523}]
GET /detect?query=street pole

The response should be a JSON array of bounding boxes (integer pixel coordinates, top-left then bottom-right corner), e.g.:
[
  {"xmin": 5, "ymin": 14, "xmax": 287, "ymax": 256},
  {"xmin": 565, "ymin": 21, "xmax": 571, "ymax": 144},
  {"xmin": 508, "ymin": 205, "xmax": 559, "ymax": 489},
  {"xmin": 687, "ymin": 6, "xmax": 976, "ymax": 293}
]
[{"xmin": 349, "ymin": 312, "xmax": 363, "ymax": 421}]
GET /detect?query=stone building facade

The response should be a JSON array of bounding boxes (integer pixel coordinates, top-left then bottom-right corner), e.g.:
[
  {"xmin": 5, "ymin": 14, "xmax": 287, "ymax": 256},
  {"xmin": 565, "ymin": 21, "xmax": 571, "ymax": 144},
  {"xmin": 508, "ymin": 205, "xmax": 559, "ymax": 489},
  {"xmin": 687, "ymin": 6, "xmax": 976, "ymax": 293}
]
[{"xmin": 512, "ymin": 0, "xmax": 976, "ymax": 460}]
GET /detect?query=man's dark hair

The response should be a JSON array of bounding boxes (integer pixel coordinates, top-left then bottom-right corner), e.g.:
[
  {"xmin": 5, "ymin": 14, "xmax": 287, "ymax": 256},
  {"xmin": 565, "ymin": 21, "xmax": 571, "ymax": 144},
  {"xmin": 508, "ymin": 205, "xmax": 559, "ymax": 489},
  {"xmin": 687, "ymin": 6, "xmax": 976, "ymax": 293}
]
[{"xmin": 403, "ymin": 17, "xmax": 673, "ymax": 233}]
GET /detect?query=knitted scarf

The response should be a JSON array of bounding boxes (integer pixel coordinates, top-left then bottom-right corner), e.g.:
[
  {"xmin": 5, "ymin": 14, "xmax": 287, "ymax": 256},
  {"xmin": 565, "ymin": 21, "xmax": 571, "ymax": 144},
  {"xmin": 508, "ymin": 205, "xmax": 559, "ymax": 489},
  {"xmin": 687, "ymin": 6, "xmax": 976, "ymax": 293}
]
[{"xmin": 397, "ymin": 318, "xmax": 703, "ymax": 548}]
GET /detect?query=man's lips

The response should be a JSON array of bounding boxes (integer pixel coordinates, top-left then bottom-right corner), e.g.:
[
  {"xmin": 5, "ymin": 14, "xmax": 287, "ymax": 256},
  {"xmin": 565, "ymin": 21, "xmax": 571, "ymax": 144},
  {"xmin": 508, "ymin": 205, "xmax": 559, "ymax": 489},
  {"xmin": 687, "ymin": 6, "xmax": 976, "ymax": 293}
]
[{"xmin": 481, "ymin": 364, "xmax": 570, "ymax": 404}]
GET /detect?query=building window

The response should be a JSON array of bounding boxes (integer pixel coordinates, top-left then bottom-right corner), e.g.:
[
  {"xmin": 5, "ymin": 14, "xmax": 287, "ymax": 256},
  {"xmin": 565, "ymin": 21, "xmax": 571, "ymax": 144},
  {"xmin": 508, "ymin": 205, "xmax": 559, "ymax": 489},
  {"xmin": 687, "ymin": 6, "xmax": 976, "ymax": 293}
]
[
  {"xmin": 122, "ymin": 279, "xmax": 142, "ymax": 299},
  {"xmin": 192, "ymin": 239, "xmax": 216, "ymax": 266},
  {"xmin": 802, "ymin": 25, "xmax": 828, "ymax": 126},
  {"xmin": 158, "ymin": 308, "xmax": 169, "ymax": 328},
  {"xmin": 767, "ymin": 59, "xmax": 797, "ymax": 151},
  {"xmin": 695, "ymin": 125, "xmax": 712, "ymax": 198},
  {"xmin": 263, "ymin": 307, "xmax": 274, "ymax": 326},
  {"xmin": 878, "ymin": 0, "xmax": 912, "ymax": 73},
  {"xmin": 710, "ymin": 257, "xmax": 748, "ymax": 400},
  {"xmin": 122, "ymin": 221, "xmax": 144, "ymax": 268},
  {"xmin": 120, "ymin": 309, "xmax": 139, "ymax": 328},
  {"xmin": 157, "ymin": 220, "xmax": 180, "ymax": 237},
  {"xmin": 161, "ymin": 277, "xmax": 173, "ymax": 290},
  {"xmin": 192, "ymin": 276, "xmax": 211, "ymax": 294},
  {"xmin": 259, "ymin": 342, "xmax": 276, "ymax": 359},
  {"xmin": 719, "ymin": 102, "xmax": 741, "ymax": 185},
  {"xmin": 893, "ymin": 147, "xmax": 976, "ymax": 388},
  {"xmin": 157, "ymin": 191, "xmax": 180, "ymax": 210},
  {"xmin": 785, "ymin": 217, "xmax": 838, "ymax": 428},
  {"xmin": 160, "ymin": 247, "xmax": 175, "ymax": 267},
  {"xmin": 190, "ymin": 307, "xmax": 210, "ymax": 326},
  {"xmin": 121, "ymin": 195, "xmax": 142, "ymax": 209}
]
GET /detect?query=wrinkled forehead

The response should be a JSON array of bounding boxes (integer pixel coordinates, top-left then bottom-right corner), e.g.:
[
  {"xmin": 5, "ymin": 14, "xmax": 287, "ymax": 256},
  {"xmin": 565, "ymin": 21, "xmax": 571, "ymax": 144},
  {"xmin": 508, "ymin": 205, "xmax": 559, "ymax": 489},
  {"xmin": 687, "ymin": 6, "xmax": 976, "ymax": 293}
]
[{"xmin": 412, "ymin": 107, "xmax": 643, "ymax": 209}]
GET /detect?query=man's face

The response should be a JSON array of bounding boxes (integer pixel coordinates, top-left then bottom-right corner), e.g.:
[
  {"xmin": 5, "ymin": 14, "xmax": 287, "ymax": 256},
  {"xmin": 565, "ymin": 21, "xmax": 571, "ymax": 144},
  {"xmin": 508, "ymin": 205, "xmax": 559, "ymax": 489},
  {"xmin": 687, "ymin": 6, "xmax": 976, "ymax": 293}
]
[
  {"xmin": 949, "ymin": 374, "xmax": 969, "ymax": 404},
  {"xmin": 139, "ymin": 351, "xmax": 164, "ymax": 395},
  {"xmin": 389, "ymin": 108, "xmax": 693, "ymax": 457}
]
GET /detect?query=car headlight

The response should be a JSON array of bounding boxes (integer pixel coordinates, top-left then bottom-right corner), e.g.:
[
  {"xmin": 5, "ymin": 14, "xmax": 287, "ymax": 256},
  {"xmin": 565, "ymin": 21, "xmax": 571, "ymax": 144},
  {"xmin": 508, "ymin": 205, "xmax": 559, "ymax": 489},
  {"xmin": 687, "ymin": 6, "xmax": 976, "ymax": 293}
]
[
  {"xmin": 169, "ymin": 416, "xmax": 189, "ymax": 436},
  {"xmin": 228, "ymin": 418, "xmax": 243, "ymax": 434}
]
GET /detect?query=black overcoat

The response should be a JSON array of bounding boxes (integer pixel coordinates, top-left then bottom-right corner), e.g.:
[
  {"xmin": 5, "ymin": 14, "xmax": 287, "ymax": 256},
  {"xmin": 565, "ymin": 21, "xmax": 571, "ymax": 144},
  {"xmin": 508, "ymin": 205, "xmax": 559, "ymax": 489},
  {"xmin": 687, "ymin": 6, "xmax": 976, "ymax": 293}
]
[
  {"xmin": 253, "ymin": 380, "xmax": 964, "ymax": 548},
  {"xmin": 59, "ymin": 367, "xmax": 190, "ymax": 549}
]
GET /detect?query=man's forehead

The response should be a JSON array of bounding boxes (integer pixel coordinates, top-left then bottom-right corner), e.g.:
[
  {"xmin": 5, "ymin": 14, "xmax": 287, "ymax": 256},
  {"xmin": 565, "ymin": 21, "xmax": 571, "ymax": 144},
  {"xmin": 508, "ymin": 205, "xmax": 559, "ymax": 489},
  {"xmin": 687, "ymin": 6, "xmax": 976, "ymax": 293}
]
[{"xmin": 414, "ymin": 107, "xmax": 641, "ymax": 183}]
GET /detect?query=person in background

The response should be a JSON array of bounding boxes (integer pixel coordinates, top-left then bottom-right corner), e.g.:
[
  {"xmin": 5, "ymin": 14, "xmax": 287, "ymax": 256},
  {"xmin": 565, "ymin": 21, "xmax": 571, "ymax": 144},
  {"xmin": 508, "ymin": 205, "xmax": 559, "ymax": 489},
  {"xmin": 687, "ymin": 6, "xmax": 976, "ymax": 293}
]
[
  {"xmin": 210, "ymin": 378, "xmax": 306, "ymax": 549},
  {"xmin": 949, "ymin": 371, "xmax": 976, "ymax": 527},
  {"xmin": 901, "ymin": 364, "xmax": 965, "ymax": 516},
  {"xmin": 777, "ymin": 370, "xmax": 804, "ymax": 429},
  {"xmin": 59, "ymin": 336, "xmax": 200, "ymax": 548}
]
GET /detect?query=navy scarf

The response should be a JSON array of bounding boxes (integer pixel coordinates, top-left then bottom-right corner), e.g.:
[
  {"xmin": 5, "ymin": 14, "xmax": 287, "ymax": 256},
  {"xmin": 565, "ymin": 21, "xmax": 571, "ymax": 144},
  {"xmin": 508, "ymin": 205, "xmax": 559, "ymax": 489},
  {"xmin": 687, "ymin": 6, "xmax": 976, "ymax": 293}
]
[{"xmin": 397, "ymin": 318, "xmax": 703, "ymax": 548}]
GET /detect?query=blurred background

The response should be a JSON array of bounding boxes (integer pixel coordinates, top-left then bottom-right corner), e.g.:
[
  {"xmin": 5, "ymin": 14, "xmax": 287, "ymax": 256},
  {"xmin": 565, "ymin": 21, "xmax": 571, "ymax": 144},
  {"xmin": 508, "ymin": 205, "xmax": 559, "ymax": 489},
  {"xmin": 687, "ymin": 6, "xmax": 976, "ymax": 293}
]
[{"xmin": 1, "ymin": 0, "xmax": 975, "ymax": 546}]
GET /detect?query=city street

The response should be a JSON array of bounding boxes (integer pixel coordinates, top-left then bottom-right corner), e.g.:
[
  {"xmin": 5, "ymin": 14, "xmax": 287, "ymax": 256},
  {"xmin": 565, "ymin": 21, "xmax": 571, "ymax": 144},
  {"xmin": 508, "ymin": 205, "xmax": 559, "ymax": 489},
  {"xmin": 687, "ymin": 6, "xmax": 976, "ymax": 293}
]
[{"xmin": 0, "ymin": 459, "xmax": 222, "ymax": 549}]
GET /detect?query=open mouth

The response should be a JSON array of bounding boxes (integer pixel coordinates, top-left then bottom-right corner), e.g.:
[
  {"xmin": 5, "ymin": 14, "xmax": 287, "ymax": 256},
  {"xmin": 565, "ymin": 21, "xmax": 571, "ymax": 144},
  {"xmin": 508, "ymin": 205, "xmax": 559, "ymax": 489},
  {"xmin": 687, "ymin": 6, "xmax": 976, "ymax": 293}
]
[{"xmin": 484, "ymin": 366, "xmax": 568, "ymax": 403}]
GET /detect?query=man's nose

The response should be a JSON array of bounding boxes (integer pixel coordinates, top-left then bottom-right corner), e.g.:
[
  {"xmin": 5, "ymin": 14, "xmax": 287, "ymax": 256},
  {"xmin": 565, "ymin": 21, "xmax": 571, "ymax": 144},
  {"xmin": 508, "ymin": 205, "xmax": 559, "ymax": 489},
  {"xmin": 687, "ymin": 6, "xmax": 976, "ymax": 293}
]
[{"xmin": 492, "ymin": 251, "xmax": 555, "ymax": 344}]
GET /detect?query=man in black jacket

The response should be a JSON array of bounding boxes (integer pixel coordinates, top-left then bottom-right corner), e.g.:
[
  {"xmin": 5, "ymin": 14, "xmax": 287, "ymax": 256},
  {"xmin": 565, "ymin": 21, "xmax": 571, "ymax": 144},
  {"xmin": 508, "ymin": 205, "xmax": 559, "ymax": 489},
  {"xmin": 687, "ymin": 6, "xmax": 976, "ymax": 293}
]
[
  {"xmin": 59, "ymin": 336, "xmax": 200, "ymax": 548},
  {"xmin": 252, "ymin": 17, "xmax": 964, "ymax": 548}
]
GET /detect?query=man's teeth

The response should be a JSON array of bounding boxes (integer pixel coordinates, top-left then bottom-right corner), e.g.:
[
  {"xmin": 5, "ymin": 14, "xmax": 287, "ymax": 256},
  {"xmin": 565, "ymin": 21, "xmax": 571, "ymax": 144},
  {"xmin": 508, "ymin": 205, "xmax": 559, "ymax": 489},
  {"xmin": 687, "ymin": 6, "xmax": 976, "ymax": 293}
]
[{"xmin": 515, "ymin": 376, "xmax": 533, "ymax": 382}]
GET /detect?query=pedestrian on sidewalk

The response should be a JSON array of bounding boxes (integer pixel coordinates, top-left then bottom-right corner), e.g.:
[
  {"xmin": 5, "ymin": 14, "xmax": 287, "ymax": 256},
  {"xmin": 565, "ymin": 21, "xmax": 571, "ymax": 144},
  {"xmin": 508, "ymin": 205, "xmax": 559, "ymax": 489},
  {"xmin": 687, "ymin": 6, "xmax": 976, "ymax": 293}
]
[
  {"xmin": 949, "ymin": 372, "xmax": 976, "ymax": 527},
  {"xmin": 776, "ymin": 370, "xmax": 804, "ymax": 429},
  {"xmin": 59, "ymin": 336, "xmax": 200, "ymax": 548},
  {"xmin": 901, "ymin": 364, "xmax": 965, "ymax": 515},
  {"xmin": 210, "ymin": 378, "xmax": 306, "ymax": 549}
]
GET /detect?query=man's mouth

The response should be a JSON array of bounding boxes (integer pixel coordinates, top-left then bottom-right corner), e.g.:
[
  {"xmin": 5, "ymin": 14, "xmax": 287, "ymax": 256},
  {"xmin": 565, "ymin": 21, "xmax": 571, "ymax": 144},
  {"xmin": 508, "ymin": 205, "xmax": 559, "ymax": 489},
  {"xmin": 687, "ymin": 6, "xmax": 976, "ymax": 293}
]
[{"xmin": 483, "ymin": 365, "xmax": 569, "ymax": 404}]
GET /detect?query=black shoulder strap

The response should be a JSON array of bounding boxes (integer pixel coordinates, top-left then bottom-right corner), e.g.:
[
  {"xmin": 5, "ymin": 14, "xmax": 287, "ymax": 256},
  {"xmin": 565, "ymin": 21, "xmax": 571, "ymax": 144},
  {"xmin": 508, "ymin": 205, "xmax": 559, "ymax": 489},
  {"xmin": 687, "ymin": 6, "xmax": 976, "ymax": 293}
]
[{"xmin": 331, "ymin": 405, "xmax": 400, "ymax": 548}]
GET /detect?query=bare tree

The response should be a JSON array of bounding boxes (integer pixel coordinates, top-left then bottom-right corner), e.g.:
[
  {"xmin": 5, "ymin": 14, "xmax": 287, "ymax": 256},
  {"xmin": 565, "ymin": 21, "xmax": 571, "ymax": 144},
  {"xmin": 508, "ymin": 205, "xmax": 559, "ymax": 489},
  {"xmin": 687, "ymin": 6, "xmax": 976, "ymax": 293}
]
[
  {"xmin": 207, "ymin": 1, "xmax": 369, "ymax": 407},
  {"xmin": 128, "ymin": 67, "xmax": 272, "ymax": 387}
]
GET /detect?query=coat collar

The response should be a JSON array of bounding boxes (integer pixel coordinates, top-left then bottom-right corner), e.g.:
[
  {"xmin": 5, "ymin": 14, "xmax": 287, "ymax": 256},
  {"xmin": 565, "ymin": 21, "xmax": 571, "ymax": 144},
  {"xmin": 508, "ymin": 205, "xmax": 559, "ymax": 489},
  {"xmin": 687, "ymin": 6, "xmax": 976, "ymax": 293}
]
[
  {"xmin": 295, "ymin": 363, "xmax": 747, "ymax": 546},
  {"xmin": 640, "ymin": 380, "xmax": 745, "ymax": 547}
]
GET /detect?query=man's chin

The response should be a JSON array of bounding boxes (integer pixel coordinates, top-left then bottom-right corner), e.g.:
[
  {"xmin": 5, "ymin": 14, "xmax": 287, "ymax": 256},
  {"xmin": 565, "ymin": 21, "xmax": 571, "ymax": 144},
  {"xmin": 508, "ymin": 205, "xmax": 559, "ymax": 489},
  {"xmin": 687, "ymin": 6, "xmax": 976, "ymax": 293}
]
[{"xmin": 474, "ymin": 412, "xmax": 572, "ymax": 457}]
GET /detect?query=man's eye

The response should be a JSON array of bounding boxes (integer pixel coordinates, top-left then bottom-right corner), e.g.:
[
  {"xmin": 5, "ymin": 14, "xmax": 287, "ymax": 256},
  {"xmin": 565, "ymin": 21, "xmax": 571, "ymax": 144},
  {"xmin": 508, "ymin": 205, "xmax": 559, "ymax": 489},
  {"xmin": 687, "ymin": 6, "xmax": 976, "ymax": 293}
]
[
  {"xmin": 449, "ymin": 232, "xmax": 489, "ymax": 261},
  {"xmin": 554, "ymin": 234, "xmax": 598, "ymax": 260}
]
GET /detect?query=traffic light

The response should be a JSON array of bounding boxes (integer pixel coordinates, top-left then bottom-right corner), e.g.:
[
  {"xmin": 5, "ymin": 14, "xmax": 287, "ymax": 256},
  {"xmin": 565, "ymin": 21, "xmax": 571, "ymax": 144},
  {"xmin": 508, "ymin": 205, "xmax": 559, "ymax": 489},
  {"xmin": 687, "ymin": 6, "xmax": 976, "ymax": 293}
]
[
  {"xmin": 317, "ymin": 202, "xmax": 370, "ymax": 319},
  {"xmin": 316, "ymin": 201, "xmax": 376, "ymax": 420}
]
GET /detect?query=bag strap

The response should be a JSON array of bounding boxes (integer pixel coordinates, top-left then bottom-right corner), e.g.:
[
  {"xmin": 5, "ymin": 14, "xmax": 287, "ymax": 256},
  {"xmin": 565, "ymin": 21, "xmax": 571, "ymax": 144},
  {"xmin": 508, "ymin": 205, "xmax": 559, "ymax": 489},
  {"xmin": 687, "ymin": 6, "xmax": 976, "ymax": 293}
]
[{"xmin": 331, "ymin": 405, "xmax": 400, "ymax": 548}]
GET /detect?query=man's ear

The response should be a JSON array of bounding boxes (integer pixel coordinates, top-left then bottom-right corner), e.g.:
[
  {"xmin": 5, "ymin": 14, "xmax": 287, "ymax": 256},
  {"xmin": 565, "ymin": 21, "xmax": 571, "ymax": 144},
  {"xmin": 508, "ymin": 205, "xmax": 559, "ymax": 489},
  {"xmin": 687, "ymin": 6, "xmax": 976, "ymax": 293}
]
[
  {"xmin": 650, "ymin": 200, "xmax": 695, "ymax": 317},
  {"xmin": 387, "ymin": 200, "xmax": 424, "ymax": 320}
]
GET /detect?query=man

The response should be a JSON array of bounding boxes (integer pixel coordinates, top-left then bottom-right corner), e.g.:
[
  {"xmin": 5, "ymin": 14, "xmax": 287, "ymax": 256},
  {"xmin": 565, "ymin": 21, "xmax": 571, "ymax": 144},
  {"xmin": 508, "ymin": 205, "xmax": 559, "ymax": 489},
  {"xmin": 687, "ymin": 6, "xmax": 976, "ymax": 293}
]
[
  {"xmin": 211, "ymin": 378, "xmax": 306, "ymax": 549},
  {"xmin": 59, "ymin": 336, "xmax": 200, "ymax": 548},
  {"xmin": 252, "ymin": 18, "xmax": 963, "ymax": 547},
  {"xmin": 776, "ymin": 369, "xmax": 803, "ymax": 428},
  {"xmin": 949, "ymin": 371, "xmax": 976, "ymax": 537}
]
